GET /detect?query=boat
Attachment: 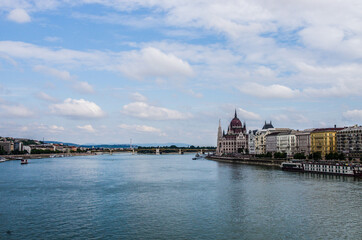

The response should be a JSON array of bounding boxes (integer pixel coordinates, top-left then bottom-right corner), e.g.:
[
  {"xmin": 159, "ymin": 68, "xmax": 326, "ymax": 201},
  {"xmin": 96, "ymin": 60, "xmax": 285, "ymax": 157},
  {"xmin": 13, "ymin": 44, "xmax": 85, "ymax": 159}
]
[
  {"xmin": 281, "ymin": 162, "xmax": 303, "ymax": 172},
  {"xmin": 192, "ymin": 153, "xmax": 205, "ymax": 160},
  {"xmin": 0, "ymin": 157, "xmax": 6, "ymax": 163},
  {"xmin": 20, "ymin": 159, "xmax": 28, "ymax": 164},
  {"xmin": 281, "ymin": 161, "xmax": 362, "ymax": 177}
]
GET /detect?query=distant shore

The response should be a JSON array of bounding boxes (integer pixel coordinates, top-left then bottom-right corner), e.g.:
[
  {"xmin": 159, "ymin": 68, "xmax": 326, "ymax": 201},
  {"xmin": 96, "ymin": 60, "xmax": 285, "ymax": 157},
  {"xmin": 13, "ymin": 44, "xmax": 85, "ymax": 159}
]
[{"xmin": 1, "ymin": 152, "xmax": 97, "ymax": 162}]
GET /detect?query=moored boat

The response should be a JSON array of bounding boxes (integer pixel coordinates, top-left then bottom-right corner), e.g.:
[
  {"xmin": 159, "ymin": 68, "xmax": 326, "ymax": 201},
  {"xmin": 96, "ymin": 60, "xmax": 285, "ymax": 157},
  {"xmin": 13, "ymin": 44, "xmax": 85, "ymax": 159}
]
[
  {"xmin": 20, "ymin": 159, "xmax": 28, "ymax": 164},
  {"xmin": 281, "ymin": 162, "xmax": 303, "ymax": 172},
  {"xmin": 192, "ymin": 152, "xmax": 205, "ymax": 160},
  {"xmin": 281, "ymin": 161, "xmax": 362, "ymax": 177}
]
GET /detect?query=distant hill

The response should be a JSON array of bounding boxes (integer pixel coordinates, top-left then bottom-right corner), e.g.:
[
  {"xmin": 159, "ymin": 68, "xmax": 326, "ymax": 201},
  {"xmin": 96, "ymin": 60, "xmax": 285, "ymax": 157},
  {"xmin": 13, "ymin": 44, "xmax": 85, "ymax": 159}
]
[
  {"xmin": 136, "ymin": 143, "xmax": 190, "ymax": 148},
  {"xmin": 44, "ymin": 141, "xmax": 195, "ymax": 148},
  {"xmin": 44, "ymin": 141, "xmax": 79, "ymax": 146}
]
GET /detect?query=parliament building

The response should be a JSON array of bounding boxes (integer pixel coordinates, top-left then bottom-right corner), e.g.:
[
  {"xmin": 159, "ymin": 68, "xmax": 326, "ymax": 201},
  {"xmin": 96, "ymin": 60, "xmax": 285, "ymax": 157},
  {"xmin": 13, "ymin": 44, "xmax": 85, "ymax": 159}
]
[{"xmin": 216, "ymin": 110, "xmax": 248, "ymax": 155}]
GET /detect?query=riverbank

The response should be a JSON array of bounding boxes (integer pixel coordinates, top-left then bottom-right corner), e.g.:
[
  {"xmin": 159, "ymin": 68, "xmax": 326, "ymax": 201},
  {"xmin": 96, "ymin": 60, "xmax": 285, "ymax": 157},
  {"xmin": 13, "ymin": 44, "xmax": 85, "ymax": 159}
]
[
  {"xmin": 206, "ymin": 155, "xmax": 285, "ymax": 167},
  {"xmin": 0, "ymin": 152, "xmax": 105, "ymax": 162}
]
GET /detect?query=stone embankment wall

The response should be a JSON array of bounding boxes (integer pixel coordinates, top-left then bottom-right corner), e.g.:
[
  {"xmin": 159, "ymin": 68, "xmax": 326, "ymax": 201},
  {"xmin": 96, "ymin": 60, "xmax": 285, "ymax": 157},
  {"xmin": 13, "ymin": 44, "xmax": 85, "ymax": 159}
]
[{"xmin": 206, "ymin": 156, "xmax": 285, "ymax": 167}]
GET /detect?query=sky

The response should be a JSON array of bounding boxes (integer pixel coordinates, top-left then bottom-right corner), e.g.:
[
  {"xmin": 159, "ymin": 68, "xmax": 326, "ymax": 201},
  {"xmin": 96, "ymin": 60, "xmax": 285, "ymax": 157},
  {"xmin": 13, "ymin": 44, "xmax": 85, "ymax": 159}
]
[{"xmin": 0, "ymin": 0, "xmax": 362, "ymax": 145}]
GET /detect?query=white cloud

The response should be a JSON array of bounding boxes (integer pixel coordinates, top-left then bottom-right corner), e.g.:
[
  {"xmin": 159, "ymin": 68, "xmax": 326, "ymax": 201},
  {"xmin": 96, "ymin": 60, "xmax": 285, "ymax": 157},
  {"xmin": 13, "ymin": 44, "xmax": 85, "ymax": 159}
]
[
  {"xmin": 50, "ymin": 98, "xmax": 105, "ymax": 119},
  {"xmin": 130, "ymin": 92, "xmax": 147, "ymax": 102},
  {"xmin": 7, "ymin": 9, "xmax": 31, "ymax": 23},
  {"xmin": 0, "ymin": 104, "xmax": 33, "ymax": 117},
  {"xmin": 34, "ymin": 65, "xmax": 94, "ymax": 94},
  {"xmin": 77, "ymin": 124, "xmax": 96, "ymax": 133},
  {"xmin": 238, "ymin": 107, "xmax": 261, "ymax": 120},
  {"xmin": 0, "ymin": 41, "xmax": 107, "ymax": 66},
  {"xmin": 238, "ymin": 83, "xmax": 300, "ymax": 99},
  {"xmin": 343, "ymin": 110, "xmax": 362, "ymax": 121},
  {"xmin": 119, "ymin": 124, "xmax": 161, "ymax": 133},
  {"xmin": 36, "ymin": 92, "xmax": 58, "ymax": 102},
  {"xmin": 118, "ymin": 47, "xmax": 194, "ymax": 80},
  {"xmin": 73, "ymin": 81, "xmax": 95, "ymax": 94},
  {"xmin": 122, "ymin": 101, "xmax": 192, "ymax": 120},
  {"xmin": 34, "ymin": 65, "xmax": 73, "ymax": 81},
  {"xmin": 49, "ymin": 125, "xmax": 64, "ymax": 131}
]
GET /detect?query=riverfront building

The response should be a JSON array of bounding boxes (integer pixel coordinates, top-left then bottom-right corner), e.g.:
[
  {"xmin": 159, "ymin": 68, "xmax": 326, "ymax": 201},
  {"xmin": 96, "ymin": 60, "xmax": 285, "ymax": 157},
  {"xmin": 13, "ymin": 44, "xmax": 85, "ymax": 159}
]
[
  {"xmin": 254, "ymin": 122, "xmax": 290, "ymax": 155},
  {"xmin": 277, "ymin": 131, "xmax": 297, "ymax": 157},
  {"xmin": 337, "ymin": 125, "xmax": 362, "ymax": 159},
  {"xmin": 216, "ymin": 110, "xmax": 248, "ymax": 155},
  {"xmin": 248, "ymin": 129, "xmax": 258, "ymax": 154},
  {"xmin": 0, "ymin": 141, "xmax": 14, "ymax": 154},
  {"xmin": 265, "ymin": 132, "xmax": 280, "ymax": 153},
  {"xmin": 295, "ymin": 129, "xmax": 314, "ymax": 156},
  {"xmin": 310, "ymin": 127, "xmax": 344, "ymax": 157}
]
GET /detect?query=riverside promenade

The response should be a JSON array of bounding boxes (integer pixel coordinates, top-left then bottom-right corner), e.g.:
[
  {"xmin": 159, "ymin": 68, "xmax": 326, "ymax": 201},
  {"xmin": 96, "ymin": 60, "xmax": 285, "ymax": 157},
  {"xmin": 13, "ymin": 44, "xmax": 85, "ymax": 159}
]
[{"xmin": 206, "ymin": 155, "xmax": 285, "ymax": 167}]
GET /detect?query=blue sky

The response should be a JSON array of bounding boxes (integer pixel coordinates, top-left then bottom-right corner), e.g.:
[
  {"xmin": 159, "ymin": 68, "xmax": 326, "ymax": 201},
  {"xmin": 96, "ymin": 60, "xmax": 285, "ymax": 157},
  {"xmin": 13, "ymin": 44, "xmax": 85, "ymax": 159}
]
[{"xmin": 0, "ymin": 0, "xmax": 362, "ymax": 145}]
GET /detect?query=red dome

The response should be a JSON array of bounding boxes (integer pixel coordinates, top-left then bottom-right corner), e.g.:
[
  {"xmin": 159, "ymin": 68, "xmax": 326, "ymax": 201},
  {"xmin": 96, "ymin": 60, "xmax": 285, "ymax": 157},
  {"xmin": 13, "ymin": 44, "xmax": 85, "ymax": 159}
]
[{"xmin": 230, "ymin": 117, "xmax": 242, "ymax": 127}]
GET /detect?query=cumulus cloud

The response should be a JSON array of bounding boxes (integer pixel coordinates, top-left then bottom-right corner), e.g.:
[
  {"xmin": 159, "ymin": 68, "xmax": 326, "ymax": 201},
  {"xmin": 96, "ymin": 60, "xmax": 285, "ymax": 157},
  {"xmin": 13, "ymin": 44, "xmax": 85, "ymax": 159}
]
[
  {"xmin": 7, "ymin": 9, "xmax": 31, "ymax": 23},
  {"xmin": 0, "ymin": 104, "xmax": 34, "ymax": 117},
  {"xmin": 50, "ymin": 98, "xmax": 105, "ymax": 119},
  {"xmin": 77, "ymin": 124, "xmax": 96, "ymax": 133},
  {"xmin": 119, "ymin": 124, "xmax": 162, "ymax": 133},
  {"xmin": 73, "ymin": 81, "xmax": 94, "ymax": 94},
  {"xmin": 343, "ymin": 110, "xmax": 362, "ymax": 121},
  {"xmin": 122, "ymin": 102, "xmax": 192, "ymax": 120},
  {"xmin": 238, "ymin": 107, "xmax": 261, "ymax": 120},
  {"xmin": 118, "ymin": 47, "xmax": 194, "ymax": 80},
  {"xmin": 238, "ymin": 83, "xmax": 300, "ymax": 99},
  {"xmin": 130, "ymin": 92, "xmax": 147, "ymax": 102}
]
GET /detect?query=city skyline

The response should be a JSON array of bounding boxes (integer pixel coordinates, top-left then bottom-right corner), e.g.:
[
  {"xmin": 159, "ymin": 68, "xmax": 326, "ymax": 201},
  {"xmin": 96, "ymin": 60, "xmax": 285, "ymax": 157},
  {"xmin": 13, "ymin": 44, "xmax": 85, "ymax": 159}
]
[{"xmin": 1, "ymin": 1, "xmax": 362, "ymax": 145}]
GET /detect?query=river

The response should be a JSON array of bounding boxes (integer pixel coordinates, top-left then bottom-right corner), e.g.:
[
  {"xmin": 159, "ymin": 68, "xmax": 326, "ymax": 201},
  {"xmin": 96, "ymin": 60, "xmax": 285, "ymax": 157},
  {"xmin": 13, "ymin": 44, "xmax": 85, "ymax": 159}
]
[{"xmin": 0, "ymin": 153, "xmax": 361, "ymax": 239}]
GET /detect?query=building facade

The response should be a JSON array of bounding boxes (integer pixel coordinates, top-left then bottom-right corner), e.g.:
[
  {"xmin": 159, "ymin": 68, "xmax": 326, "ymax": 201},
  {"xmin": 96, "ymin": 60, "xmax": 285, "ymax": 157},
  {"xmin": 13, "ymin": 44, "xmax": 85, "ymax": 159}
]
[
  {"xmin": 248, "ymin": 130, "xmax": 258, "ymax": 154},
  {"xmin": 295, "ymin": 129, "xmax": 314, "ymax": 156},
  {"xmin": 265, "ymin": 132, "xmax": 280, "ymax": 153},
  {"xmin": 216, "ymin": 111, "xmax": 248, "ymax": 155},
  {"xmin": 254, "ymin": 121, "xmax": 290, "ymax": 155},
  {"xmin": 277, "ymin": 131, "xmax": 297, "ymax": 157},
  {"xmin": 337, "ymin": 125, "xmax": 362, "ymax": 159},
  {"xmin": 0, "ymin": 141, "xmax": 14, "ymax": 154},
  {"xmin": 311, "ymin": 127, "xmax": 344, "ymax": 157}
]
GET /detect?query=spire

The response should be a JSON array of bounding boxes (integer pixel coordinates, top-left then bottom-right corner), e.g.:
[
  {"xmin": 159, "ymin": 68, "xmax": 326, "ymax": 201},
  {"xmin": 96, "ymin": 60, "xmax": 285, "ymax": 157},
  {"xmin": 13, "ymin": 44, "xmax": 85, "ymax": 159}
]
[
  {"xmin": 217, "ymin": 119, "xmax": 222, "ymax": 139},
  {"xmin": 234, "ymin": 109, "xmax": 237, "ymax": 118}
]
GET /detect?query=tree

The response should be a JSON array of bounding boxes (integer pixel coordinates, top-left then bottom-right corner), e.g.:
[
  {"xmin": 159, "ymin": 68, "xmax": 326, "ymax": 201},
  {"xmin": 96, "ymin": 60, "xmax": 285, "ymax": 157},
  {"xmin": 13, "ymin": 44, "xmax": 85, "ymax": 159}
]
[
  {"xmin": 293, "ymin": 153, "xmax": 306, "ymax": 159},
  {"xmin": 312, "ymin": 152, "xmax": 322, "ymax": 160},
  {"xmin": 274, "ymin": 152, "xmax": 287, "ymax": 159}
]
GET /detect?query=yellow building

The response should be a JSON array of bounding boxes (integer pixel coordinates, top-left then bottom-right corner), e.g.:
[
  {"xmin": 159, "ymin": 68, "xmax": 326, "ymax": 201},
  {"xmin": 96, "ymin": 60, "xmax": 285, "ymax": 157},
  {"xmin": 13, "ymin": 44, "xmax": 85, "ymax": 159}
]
[{"xmin": 310, "ymin": 128, "xmax": 344, "ymax": 157}]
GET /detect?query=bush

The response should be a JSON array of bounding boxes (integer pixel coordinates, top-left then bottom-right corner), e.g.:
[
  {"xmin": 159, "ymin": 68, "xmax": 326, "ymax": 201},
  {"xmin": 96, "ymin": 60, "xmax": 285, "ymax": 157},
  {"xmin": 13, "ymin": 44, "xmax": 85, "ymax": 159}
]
[
  {"xmin": 312, "ymin": 152, "xmax": 322, "ymax": 160},
  {"xmin": 293, "ymin": 153, "xmax": 306, "ymax": 159},
  {"xmin": 274, "ymin": 152, "xmax": 287, "ymax": 159}
]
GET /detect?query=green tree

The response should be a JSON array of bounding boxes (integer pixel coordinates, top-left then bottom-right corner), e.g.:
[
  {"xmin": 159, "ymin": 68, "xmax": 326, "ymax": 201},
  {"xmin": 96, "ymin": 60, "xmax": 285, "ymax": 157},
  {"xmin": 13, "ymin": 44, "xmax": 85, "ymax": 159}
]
[{"xmin": 312, "ymin": 152, "xmax": 322, "ymax": 160}]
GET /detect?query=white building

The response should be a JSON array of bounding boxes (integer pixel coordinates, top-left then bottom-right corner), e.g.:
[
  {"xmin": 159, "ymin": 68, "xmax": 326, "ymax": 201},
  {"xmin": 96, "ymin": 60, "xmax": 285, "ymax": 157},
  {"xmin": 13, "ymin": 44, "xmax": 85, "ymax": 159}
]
[{"xmin": 277, "ymin": 131, "xmax": 297, "ymax": 156}]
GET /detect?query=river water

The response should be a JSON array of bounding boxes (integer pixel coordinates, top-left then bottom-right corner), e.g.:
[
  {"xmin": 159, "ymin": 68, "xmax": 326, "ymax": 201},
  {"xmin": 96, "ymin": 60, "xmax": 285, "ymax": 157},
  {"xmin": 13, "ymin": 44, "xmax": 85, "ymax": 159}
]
[{"xmin": 0, "ymin": 153, "xmax": 361, "ymax": 239}]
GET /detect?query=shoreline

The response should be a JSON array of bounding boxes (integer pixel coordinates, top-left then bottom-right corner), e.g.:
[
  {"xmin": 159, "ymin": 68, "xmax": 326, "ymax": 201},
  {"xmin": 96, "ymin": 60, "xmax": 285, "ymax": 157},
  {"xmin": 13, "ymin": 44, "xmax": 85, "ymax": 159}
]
[
  {"xmin": 0, "ymin": 152, "xmax": 105, "ymax": 162},
  {"xmin": 206, "ymin": 155, "xmax": 284, "ymax": 167}
]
